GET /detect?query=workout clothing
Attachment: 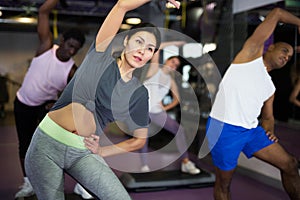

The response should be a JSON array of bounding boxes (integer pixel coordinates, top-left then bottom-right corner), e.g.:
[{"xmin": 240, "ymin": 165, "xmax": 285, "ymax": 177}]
[
  {"xmin": 206, "ymin": 117, "xmax": 274, "ymax": 170},
  {"xmin": 206, "ymin": 57, "xmax": 276, "ymax": 170},
  {"xmin": 25, "ymin": 40, "xmax": 148, "ymax": 199},
  {"xmin": 17, "ymin": 45, "xmax": 74, "ymax": 106},
  {"xmin": 14, "ymin": 97, "xmax": 47, "ymax": 159},
  {"xmin": 210, "ymin": 57, "xmax": 275, "ymax": 129},
  {"xmin": 144, "ymin": 69, "xmax": 171, "ymax": 113},
  {"xmin": 51, "ymin": 41, "xmax": 149, "ymax": 134},
  {"xmin": 25, "ymin": 115, "xmax": 132, "ymax": 200},
  {"xmin": 140, "ymin": 69, "xmax": 189, "ymax": 165},
  {"xmin": 14, "ymin": 45, "xmax": 74, "ymax": 173},
  {"xmin": 139, "ymin": 111, "xmax": 189, "ymax": 165}
]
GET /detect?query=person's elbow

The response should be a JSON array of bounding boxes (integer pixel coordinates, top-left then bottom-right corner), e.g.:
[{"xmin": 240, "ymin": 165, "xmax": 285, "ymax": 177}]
[
  {"xmin": 130, "ymin": 138, "xmax": 147, "ymax": 151},
  {"xmin": 115, "ymin": 0, "xmax": 132, "ymax": 12},
  {"xmin": 270, "ymin": 7, "xmax": 283, "ymax": 18}
]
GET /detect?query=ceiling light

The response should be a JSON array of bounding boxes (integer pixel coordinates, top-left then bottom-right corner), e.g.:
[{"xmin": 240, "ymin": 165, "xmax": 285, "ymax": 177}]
[
  {"xmin": 15, "ymin": 17, "xmax": 37, "ymax": 24},
  {"xmin": 120, "ymin": 24, "xmax": 132, "ymax": 30},
  {"xmin": 203, "ymin": 43, "xmax": 217, "ymax": 53},
  {"xmin": 125, "ymin": 17, "xmax": 141, "ymax": 25},
  {"xmin": 259, "ymin": 16, "xmax": 265, "ymax": 21}
]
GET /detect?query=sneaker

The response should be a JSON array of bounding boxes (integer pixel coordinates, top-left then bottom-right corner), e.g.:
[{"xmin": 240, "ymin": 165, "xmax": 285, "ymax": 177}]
[
  {"xmin": 74, "ymin": 183, "xmax": 94, "ymax": 199},
  {"xmin": 15, "ymin": 177, "xmax": 34, "ymax": 199},
  {"xmin": 181, "ymin": 161, "xmax": 201, "ymax": 175},
  {"xmin": 140, "ymin": 165, "xmax": 150, "ymax": 173}
]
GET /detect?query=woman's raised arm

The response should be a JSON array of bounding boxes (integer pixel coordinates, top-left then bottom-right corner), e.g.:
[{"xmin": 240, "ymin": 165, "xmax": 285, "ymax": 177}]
[{"xmin": 95, "ymin": 0, "xmax": 180, "ymax": 52}]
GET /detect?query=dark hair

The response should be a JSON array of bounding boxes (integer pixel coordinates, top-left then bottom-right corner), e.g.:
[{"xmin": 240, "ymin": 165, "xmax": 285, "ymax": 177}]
[
  {"xmin": 167, "ymin": 55, "xmax": 181, "ymax": 63},
  {"xmin": 126, "ymin": 22, "xmax": 161, "ymax": 53},
  {"xmin": 62, "ymin": 28, "xmax": 86, "ymax": 47},
  {"xmin": 166, "ymin": 55, "xmax": 182, "ymax": 67}
]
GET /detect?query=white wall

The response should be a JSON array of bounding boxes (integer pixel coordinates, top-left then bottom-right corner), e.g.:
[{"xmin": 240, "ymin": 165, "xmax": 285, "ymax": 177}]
[{"xmin": 233, "ymin": 0, "xmax": 283, "ymax": 14}]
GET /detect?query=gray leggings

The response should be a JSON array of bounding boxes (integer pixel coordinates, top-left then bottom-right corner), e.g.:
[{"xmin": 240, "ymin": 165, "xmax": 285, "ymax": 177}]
[
  {"xmin": 25, "ymin": 127, "xmax": 131, "ymax": 200},
  {"xmin": 140, "ymin": 111, "xmax": 189, "ymax": 165}
]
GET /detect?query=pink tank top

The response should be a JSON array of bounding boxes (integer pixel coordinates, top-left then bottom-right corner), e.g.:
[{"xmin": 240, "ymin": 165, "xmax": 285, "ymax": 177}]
[{"xmin": 17, "ymin": 45, "xmax": 74, "ymax": 106}]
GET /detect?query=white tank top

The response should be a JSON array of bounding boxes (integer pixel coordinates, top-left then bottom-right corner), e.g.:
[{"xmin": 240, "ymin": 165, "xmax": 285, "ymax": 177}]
[
  {"xmin": 144, "ymin": 69, "xmax": 171, "ymax": 113},
  {"xmin": 210, "ymin": 57, "xmax": 275, "ymax": 128},
  {"xmin": 17, "ymin": 45, "xmax": 74, "ymax": 106}
]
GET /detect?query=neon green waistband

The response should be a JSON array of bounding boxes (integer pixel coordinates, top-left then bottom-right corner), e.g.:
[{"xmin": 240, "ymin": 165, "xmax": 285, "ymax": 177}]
[{"xmin": 39, "ymin": 115, "xmax": 87, "ymax": 150}]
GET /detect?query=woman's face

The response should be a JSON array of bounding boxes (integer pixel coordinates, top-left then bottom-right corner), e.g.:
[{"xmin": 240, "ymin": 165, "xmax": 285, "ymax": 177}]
[
  {"xmin": 164, "ymin": 57, "xmax": 181, "ymax": 72},
  {"xmin": 123, "ymin": 31, "xmax": 157, "ymax": 69}
]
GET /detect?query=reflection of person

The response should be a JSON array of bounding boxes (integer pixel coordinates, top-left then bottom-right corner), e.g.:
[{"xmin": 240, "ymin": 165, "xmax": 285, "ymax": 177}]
[
  {"xmin": 14, "ymin": 0, "xmax": 85, "ymax": 198},
  {"xmin": 290, "ymin": 77, "xmax": 300, "ymax": 107},
  {"xmin": 206, "ymin": 8, "xmax": 300, "ymax": 200},
  {"xmin": 0, "ymin": 74, "xmax": 9, "ymax": 119},
  {"xmin": 140, "ymin": 41, "xmax": 200, "ymax": 174},
  {"xmin": 289, "ymin": 76, "xmax": 300, "ymax": 119},
  {"xmin": 24, "ymin": 0, "xmax": 180, "ymax": 199}
]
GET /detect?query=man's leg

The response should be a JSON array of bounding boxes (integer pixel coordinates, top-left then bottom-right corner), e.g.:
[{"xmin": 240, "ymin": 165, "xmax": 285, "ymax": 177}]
[
  {"xmin": 14, "ymin": 97, "xmax": 41, "ymax": 175},
  {"xmin": 14, "ymin": 98, "xmax": 45, "ymax": 198},
  {"xmin": 206, "ymin": 118, "xmax": 245, "ymax": 200},
  {"xmin": 214, "ymin": 167, "xmax": 235, "ymax": 200},
  {"xmin": 253, "ymin": 143, "xmax": 300, "ymax": 199}
]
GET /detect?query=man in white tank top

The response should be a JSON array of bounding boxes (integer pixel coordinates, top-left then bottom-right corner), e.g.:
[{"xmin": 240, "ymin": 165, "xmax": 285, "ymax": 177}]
[
  {"xmin": 14, "ymin": 0, "xmax": 85, "ymax": 198},
  {"xmin": 206, "ymin": 8, "xmax": 300, "ymax": 199}
]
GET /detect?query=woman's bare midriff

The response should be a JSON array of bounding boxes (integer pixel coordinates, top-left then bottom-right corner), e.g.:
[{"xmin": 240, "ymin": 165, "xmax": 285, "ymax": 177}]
[{"xmin": 48, "ymin": 103, "xmax": 96, "ymax": 137}]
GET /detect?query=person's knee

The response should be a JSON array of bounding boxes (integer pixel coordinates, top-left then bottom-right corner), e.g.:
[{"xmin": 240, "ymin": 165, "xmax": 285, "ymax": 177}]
[
  {"xmin": 215, "ymin": 178, "xmax": 231, "ymax": 194},
  {"xmin": 215, "ymin": 170, "xmax": 233, "ymax": 192},
  {"xmin": 280, "ymin": 155, "xmax": 298, "ymax": 173},
  {"xmin": 220, "ymin": 175, "xmax": 232, "ymax": 185}
]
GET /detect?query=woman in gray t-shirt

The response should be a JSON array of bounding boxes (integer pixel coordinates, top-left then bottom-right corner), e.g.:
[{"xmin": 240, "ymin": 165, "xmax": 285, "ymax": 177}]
[{"xmin": 25, "ymin": 1, "xmax": 180, "ymax": 199}]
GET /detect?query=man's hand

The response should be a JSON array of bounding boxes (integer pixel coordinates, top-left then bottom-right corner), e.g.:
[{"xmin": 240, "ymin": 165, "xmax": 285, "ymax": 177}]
[{"xmin": 266, "ymin": 131, "xmax": 279, "ymax": 143}]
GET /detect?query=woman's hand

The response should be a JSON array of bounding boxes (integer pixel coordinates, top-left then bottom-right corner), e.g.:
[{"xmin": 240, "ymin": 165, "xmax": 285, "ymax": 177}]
[
  {"xmin": 167, "ymin": 0, "xmax": 180, "ymax": 9},
  {"xmin": 84, "ymin": 134, "xmax": 102, "ymax": 155}
]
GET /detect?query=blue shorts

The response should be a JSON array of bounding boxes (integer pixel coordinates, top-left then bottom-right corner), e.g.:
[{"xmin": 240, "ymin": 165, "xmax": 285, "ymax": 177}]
[{"xmin": 206, "ymin": 117, "xmax": 274, "ymax": 171}]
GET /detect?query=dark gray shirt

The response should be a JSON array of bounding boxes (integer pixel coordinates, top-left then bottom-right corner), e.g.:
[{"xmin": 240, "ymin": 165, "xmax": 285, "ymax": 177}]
[{"xmin": 51, "ymin": 41, "xmax": 149, "ymax": 135}]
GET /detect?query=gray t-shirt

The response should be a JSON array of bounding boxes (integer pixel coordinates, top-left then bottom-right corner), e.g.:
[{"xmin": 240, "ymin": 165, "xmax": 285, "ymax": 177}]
[{"xmin": 51, "ymin": 41, "xmax": 149, "ymax": 135}]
